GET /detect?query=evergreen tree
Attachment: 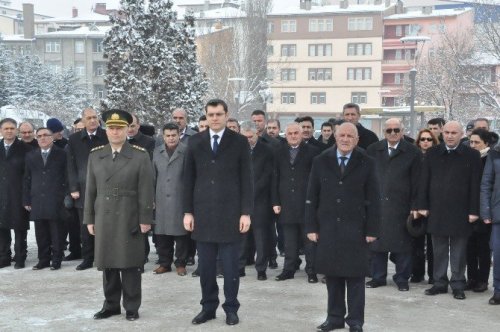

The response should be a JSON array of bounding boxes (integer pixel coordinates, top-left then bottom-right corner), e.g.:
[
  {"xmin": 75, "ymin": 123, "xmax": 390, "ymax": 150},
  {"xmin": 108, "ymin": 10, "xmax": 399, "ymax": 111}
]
[{"xmin": 102, "ymin": 0, "xmax": 208, "ymax": 127}]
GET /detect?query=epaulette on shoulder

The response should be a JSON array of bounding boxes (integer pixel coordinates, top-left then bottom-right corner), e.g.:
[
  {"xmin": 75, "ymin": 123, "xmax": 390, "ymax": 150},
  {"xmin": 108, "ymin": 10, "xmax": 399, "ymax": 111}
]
[
  {"xmin": 132, "ymin": 145, "xmax": 146, "ymax": 152},
  {"xmin": 90, "ymin": 145, "xmax": 105, "ymax": 153}
]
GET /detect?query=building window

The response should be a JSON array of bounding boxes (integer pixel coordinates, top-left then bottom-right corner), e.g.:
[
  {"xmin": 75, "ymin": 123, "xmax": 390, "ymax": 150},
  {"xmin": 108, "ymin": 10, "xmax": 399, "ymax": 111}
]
[
  {"xmin": 281, "ymin": 92, "xmax": 296, "ymax": 104},
  {"xmin": 308, "ymin": 68, "xmax": 332, "ymax": 81},
  {"xmin": 347, "ymin": 68, "xmax": 372, "ymax": 80},
  {"xmin": 47, "ymin": 62, "xmax": 61, "ymax": 74},
  {"xmin": 281, "ymin": 20, "xmax": 297, "ymax": 33},
  {"xmin": 74, "ymin": 40, "xmax": 85, "ymax": 54},
  {"xmin": 94, "ymin": 62, "xmax": 106, "ymax": 76},
  {"xmin": 94, "ymin": 85, "xmax": 105, "ymax": 99},
  {"xmin": 347, "ymin": 43, "xmax": 372, "ymax": 56},
  {"xmin": 394, "ymin": 73, "xmax": 406, "ymax": 84},
  {"xmin": 267, "ymin": 21, "xmax": 274, "ymax": 33},
  {"xmin": 45, "ymin": 40, "xmax": 61, "ymax": 53},
  {"xmin": 281, "ymin": 44, "xmax": 297, "ymax": 57},
  {"xmin": 267, "ymin": 45, "xmax": 274, "ymax": 56},
  {"xmin": 281, "ymin": 69, "xmax": 296, "ymax": 81},
  {"xmin": 267, "ymin": 69, "xmax": 275, "ymax": 81},
  {"xmin": 75, "ymin": 62, "xmax": 85, "ymax": 77},
  {"xmin": 348, "ymin": 17, "xmax": 373, "ymax": 31},
  {"xmin": 308, "ymin": 44, "xmax": 332, "ymax": 56},
  {"xmin": 92, "ymin": 39, "xmax": 103, "ymax": 53},
  {"xmin": 351, "ymin": 92, "xmax": 367, "ymax": 104},
  {"xmin": 311, "ymin": 92, "xmax": 326, "ymax": 104},
  {"xmin": 309, "ymin": 18, "xmax": 333, "ymax": 32}
]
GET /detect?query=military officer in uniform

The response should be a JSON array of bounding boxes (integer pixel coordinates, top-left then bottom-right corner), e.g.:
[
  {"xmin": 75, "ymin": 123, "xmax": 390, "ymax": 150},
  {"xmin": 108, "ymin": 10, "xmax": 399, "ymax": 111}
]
[{"xmin": 84, "ymin": 110, "xmax": 154, "ymax": 321}]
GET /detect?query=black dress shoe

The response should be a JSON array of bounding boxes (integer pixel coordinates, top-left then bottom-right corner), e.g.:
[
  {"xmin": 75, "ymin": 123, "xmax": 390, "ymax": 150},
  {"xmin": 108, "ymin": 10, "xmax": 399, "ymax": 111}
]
[
  {"xmin": 63, "ymin": 253, "xmax": 82, "ymax": 261},
  {"xmin": 365, "ymin": 280, "xmax": 387, "ymax": 288},
  {"xmin": 257, "ymin": 271, "xmax": 267, "ymax": 280},
  {"xmin": 50, "ymin": 263, "xmax": 61, "ymax": 270},
  {"xmin": 397, "ymin": 282, "xmax": 409, "ymax": 291},
  {"xmin": 489, "ymin": 293, "xmax": 500, "ymax": 305},
  {"xmin": 226, "ymin": 312, "xmax": 239, "ymax": 325},
  {"xmin": 192, "ymin": 269, "xmax": 200, "ymax": 277},
  {"xmin": 473, "ymin": 282, "xmax": 488, "ymax": 293},
  {"xmin": 316, "ymin": 320, "xmax": 344, "ymax": 331},
  {"xmin": 187, "ymin": 257, "xmax": 195, "ymax": 266},
  {"xmin": 465, "ymin": 279, "xmax": 476, "ymax": 291},
  {"xmin": 14, "ymin": 261, "xmax": 25, "ymax": 269},
  {"xmin": 428, "ymin": 278, "xmax": 434, "ymax": 284},
  {"xmin": 239, "ymin": 268, "xmax": 246, "ymax": 277},
  {"xmin": 192, "ymin": 310, "xmax": 216, "ymax": 325},
  {"xmin": 93, "ymin": 308, "xmax": 121, "ymax": 319},
  {"xmin": 76, "ymin": 260, "xmax": 93, "ymax": 270},
  {"xmin": 308, "ymin": 274, "xmax": 318, "ymax": 283},
  {"xmin": 410, "ymin": 275, "xmax": 423, "ymax": 283},
  {"xmin": 32, "ymin": 262, "xmax": 50, "ymax": 270},
  {"xmin": 349, "ymin": 325, "xmax": 363, "ymax": 332},
  {"xmin": 126, "ymin": 311, "xmax": 139, "ymax": 321},
  {"xmin": 268, "ymin": 258, "xmax": 278, "ymax": 269},
  {"xmin": 295, "ymin": 258, "xmax": 302, "ymax": 271},
  {"xmin": 425, "ymin": 286, "xmax": 448, "ymax": 295},
  {"xmin": 453, "ymin": 289, "xmax": 466, "ymax": 300},
  {"xmin": 275, "ymin": 271, "xmax": 294, "ymax": 281}
]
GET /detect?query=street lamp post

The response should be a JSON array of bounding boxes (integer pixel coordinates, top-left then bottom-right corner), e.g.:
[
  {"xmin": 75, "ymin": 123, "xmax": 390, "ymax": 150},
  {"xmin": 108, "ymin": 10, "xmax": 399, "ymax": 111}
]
[{"xmin": 409, "ymin": 68, "xmax": 417, "ymax": 138}]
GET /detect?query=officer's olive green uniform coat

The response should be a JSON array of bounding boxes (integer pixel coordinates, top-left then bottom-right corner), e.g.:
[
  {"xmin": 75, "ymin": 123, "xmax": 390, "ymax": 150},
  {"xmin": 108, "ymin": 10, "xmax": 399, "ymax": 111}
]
[{"xmin": 84, "ymin": 142, "xmax": 154, "ymax": 269}]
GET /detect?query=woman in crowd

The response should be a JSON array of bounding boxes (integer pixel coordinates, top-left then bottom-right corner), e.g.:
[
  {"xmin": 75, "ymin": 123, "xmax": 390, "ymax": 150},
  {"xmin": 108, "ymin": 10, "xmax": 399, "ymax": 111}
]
[{"xmin": 410, "ymin": 129, "xmax": 439, "ymax": 284}]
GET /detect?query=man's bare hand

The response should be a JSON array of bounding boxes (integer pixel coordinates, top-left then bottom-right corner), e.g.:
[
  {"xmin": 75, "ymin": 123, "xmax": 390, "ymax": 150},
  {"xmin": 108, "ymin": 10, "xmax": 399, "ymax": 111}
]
[
  {"xmin": 71, "ymin": 191, "xmax": 80, "ymax": 200},
  {"xmin": 183, "ymin": 213, "xmax": 194, "ymax": 232},
  {"xmin": 240, "ymin": 215, "xmax": 251, "ymax": 233},
  {"xmin": 24, "ymin": 206, "xmax": 31, "ymax": 211},
  {"xmin": 273, "ymin": 206, "xmax": 281, "ymax": 214},
  {"xmin": 307, "ymin": 233, "xmax": 318, "ymax": 242},
  {"xmin": 484, "ymin": 218, "xmax": 492, "ymax": 224},
  {"xmin": 87, "ymin": 224, "xmax": 95, "ymax": 235},
  {"xmin": 469, "ymin": 215, "xmax": 479, "ymax": 223},
  {"xmin": 140, "ymin": 224, "xmax": 151, "ymax": 233},
  {"xmin": 366, "ymin": 236, "xmax": 377, "ymax": 243},
  {"xmin": 418, "ymin": 210, "xmax": 429, "ymax": 217}
]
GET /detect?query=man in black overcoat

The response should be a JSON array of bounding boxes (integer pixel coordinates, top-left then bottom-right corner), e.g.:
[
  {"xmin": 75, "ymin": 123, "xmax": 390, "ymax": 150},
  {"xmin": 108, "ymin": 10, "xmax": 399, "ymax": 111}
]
[
  {"xmin": 23, "ymin": 127, "xmax": 67, "ymax": 270},
  {"xmin": 66, "ymin": 107, "xmax": 108, "ymax": 270},
  {"xmin": 418, "ymin": 121, "xmax": 482, "ymax": 300},
  {"xmin": 366, "ymin": 118, "xmax": 421, "ymax": 291},
  {"xmin": 272, "ymin": 122, "xmax": 320, "ymax": 283},
  {"xmin": 183, "ymin": 99, "xmax": 253, "ymax": 326},
  {"xmin": 239, "ymin": 121, "xmax": 274, "ymax": 280},
  {"xmin": 306, "ymin": 122, "xmax": 380, "ymax": 332},
  {"xmin": 342, "ymin": 103, "xmax": 378, "ymax": 150},
  {"xmin": 0, "ymin": 118, "xmax": 32, "ymax": 269},
  {"xmin": 296, "ymin": 116, "xmax": 328, "ymax": 151}
]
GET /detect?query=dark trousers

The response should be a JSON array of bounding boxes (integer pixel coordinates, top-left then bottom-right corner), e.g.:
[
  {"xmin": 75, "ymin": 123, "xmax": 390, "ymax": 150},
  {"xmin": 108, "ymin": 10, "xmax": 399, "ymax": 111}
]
[
  {"xmin": 239, "ymin": 225, "xmax": 270, "ymax": 272},
  {"xmin": 63, "ymin": 207, "xmax": 81, "ymax": 256},
  {"xmin": 156, "ymin": 234, "xmax": 189, "ymax": 268},
  {"xmin": 103, "ymin": 268, "xmax": 142, "ymax": 313},
  {"xmin": 34, "ymin": 219, "xmax": 64, "ymax": 265},
  {"xmin": 77, "ymin": 208, "xmax": 94, "ymax": 262},
  {"xmin": 466, "ymin": 229, "xmax": 492, "ymax": 284},
  {"xmin": 371, "ymin": 251, "xmax": 412, "ymax": 284},
  {"xmin": 197, "ymin": 241, "xmax": 240, "ymax": 313},
  {"xmin": 269, "ymin": 218, "xmax": 284, "ymax": 259},
  {"xmin": 188, "ymin": 233, "xmax": 197, "ymax": 259},
  {"xmin": 0, "ymin": 228, "xmax": 27, "ymax": 264},
  {"xmin": 411, "ymin": 233, "xmax": 433, "ymax": 280},
  {"xmin": 326, "ymin": 276, "xmax": 365, "ymax": 328},
  {"xmin": 432, "ymin": 235, "xmax": 468, "ymax": 290},
  {"xmin": 491, "ymin": 224, "xmax": 500, "ymax": 294},
  {"xmin": 282, "ymin": 223, "xmax": 315, "ymax": 275}
]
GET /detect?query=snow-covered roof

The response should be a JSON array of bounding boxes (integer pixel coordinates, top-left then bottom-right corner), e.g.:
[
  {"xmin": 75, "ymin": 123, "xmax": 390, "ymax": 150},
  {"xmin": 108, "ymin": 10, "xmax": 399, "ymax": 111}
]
[
  {"xmin": 385, "ymin": 7, "xmax": 472, "ymax": 20},
  {"xmin": 35, "ymin": 26, "xmax": 110, "ymax": 38},
  {"xmin": 193, "ymin": 7, "xmax": 246, "ymax": 19},
  {"xmin": 194, "ymin": 25, "xmax": 232, "ymax": 37},
  {"xmin": 176, "ymin": 0, "xmax": 240, "ymax": 5},
  {"xmin": 0, "ymin": 34, "xmax": 34, "ymax": 41},
  {"xmin": 0, "ymin": 5, "xmax": 52, "ymax": 18},
  {"xmin": 269, "ymin": 4, "xmax": 391, "ymax": 16},
  {"xmin": 35, "ymin": 12, "xmax": 109, "ymax": 24},
  {"xmin": 442, "ymin": 0, "xmax": 500, "ymax": 5}
]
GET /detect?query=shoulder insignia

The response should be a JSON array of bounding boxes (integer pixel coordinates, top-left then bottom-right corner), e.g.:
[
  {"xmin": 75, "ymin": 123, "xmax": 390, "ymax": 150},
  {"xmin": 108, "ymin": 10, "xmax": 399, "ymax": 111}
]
[
  {"xmin": 90, "ymin": 145, "xmax": 105, "ymax": 153},
  {"xmin": 132, "ymin": 145, "xmax": 146, "ymax": 152}
]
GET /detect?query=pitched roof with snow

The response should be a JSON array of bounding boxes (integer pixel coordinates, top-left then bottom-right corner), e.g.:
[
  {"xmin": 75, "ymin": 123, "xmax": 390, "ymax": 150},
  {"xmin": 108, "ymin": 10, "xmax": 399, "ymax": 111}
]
[
  {"xmin": 35, "ymin": 26, "xmax": 110, "ymax": 38},
  {"xmin": 269, "ymin": 4, "xmax": 391, "ymax": 16},
  {"xmin": 385, "ymin": 7, "xmax": 473, "ymax": 19},
  {"xmin": 34, "ymin": 12, "xmax": 109, "ymax": 24}
]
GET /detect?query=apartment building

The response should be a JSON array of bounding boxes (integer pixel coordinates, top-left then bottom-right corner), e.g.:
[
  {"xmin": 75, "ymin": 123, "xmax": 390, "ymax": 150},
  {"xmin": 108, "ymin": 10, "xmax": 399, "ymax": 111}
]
[
  {"xmin": 0, "ymin": 3, "xmax": 51, "ymax": 36},
  {"xmin": 266, "ymin": 0, "xmax": 396, "ymax": 124}
]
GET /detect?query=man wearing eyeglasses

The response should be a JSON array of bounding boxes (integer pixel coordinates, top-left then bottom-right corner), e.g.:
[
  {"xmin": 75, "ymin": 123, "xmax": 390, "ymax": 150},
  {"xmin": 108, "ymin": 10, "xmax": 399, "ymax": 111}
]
[
  {"xmin": 23, "ymin": 127, "xmax": 67, "ymax": 270},
  {"xmin": 365, "ymin": 118, "xmax": 421, "ymax": 292}
]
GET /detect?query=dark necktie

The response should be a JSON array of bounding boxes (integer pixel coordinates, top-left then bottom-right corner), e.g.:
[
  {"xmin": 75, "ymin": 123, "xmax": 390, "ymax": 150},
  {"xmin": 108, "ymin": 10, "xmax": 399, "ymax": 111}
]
[
  {"xmin": 212, "ymin": 135, "xmax": 219, "ymax": 155},
  {"xmin": 290, "ymin": 147, "xmax": 298, "ymax": 164},
  {"xmin": 389, "ymin": 147, "xmax": 396, "ymax": 157},
  {"xmin": 339, "ymin": 156, "xmax": 347, "ymax": 175},
  {"xmin": 42, "ymin": 151, "xmax": 48, "ymax": 165},
  {"xmin": 4, "ymin": 145, "xmax": 10, "ymax": 157},
  {"xmin": 113, "ymin": 151, "xmax": 119, "ymax": 161}
]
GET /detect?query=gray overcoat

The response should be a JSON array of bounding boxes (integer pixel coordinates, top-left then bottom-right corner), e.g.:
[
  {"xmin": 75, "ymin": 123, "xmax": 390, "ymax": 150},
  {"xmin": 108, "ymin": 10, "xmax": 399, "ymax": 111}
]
[
  {"xmin": 153, "ymin": 142, "xmax": 188, "ymax": 236},
  {"xmin": 84, "ymin": 142, "xmax": 154, "ymax": 269}
]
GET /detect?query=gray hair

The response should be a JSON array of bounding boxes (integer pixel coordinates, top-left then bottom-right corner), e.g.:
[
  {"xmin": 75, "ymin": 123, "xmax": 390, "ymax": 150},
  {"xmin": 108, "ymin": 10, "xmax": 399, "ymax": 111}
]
[{"xmin": 239, "ymin": 121, "xmax": 257, "ymax": 133}]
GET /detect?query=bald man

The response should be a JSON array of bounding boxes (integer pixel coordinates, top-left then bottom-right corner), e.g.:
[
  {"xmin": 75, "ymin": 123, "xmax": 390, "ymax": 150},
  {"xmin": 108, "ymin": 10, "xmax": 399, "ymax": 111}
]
[{"xmin": 418, "ymin": 121, "xmax": 482, "ymax": 300}]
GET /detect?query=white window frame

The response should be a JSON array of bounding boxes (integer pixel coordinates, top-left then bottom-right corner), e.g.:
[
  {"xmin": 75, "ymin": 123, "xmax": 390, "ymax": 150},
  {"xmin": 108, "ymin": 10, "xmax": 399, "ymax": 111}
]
[
  {"xmin": 281, "ymin": 92, "xmax": 296, "ymax": 104},
  {"xmin": 281, "ymin": 44, "xmax": 296, "ymax": 57},
  {"xmin": 351, "ymin": 92, "xmax": 367, "ymax": 104},
  {"xmin": 281, "ymin": 20, "xmax": 297, "ymax": 33},
  {"xmin": 311, "ymin": 92, "xmax": 326, "ymax": 104},
  {"xmin": 45, "ymin": 40, "xmax": 61, "ymax": 53},
  {"xmin": 74, "ymin": 40, "xmax": 85, "ymax": 54},
  {"xmin": 348, "ymin": 17, "xmax": 373, "ymax": 31}
]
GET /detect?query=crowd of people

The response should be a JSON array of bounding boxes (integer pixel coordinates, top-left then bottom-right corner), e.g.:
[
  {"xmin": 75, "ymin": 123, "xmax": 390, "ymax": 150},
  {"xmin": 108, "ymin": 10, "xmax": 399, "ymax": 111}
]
[{"xmin": 1, "ymin": 101, "xmax": 499, "ymax": 331}]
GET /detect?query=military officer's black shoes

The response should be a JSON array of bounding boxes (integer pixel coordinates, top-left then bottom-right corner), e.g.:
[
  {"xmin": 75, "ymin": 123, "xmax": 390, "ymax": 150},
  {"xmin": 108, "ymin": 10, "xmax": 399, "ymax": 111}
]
[
  {"xmin": 275, "ymin": 271, "xmax": 294, "ymax": 281},
  {"xmin": 452, "ymin": 289, "xmax": 466, "ymax": 300},
  {"xmin": 192, "ymin": 310, "xmax": 216, "ymax": 325},
  {"xmin": 397, "ymin": 282, "xmax": 409, "ymax": 291},
  {"xmin": 76, "ymin": 260, "xmax": 93, "ymax": 270},
  {"xmin": 32, "ymin": 262, "xmax": 50, "ymax": 270},
  {"xmin": 125, "ymin": 311, "xmax": 139, "ymax": 321},
  {"xmin": 257, "ymin": 271, "xmax": 267, "ymax": 280},
  {"xmin": 226, "ymin": 312, "xmax": 239, "ymax": 325},
  {"xmin": 316, "ymin": 319, "xmax": 344, "ymax": 331},
  {"xmin": 308, "ymin": 274, "xmax": 319, "ymax": 283},
  {"xmin": 424, "ymin": 286, "xmax": 448, "ymax": 295},
  {"xmin": 93, "ymin": 308, "xmax": 121, "ymax": 319}
]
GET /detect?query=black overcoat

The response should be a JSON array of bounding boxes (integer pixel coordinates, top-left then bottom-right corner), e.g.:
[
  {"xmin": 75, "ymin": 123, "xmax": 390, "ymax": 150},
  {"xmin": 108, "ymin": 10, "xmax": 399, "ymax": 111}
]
[
  {"xmin": 251, "ymin": 139, "xmax": 274, "ymax": 228},
  {"xmin": 129, "ymin": 131, "xmax": 155, "ymax": 160},
  {"xmin": 66, "ymin": 127, "xmax": 108, "ymax": 208},
  {"xmin": 367, "ymin": 139, "xmax": 421, "ymax": 252},
  {"xmin": 0, "ymin": 138, "xmax": 32, "ymax": 230},
  {"xmin": 272, "ymin": 142, "xmax": 320, "ymax": 224},
  {"xmin": 183, "ymin": 129, "xmax": 254, "ymax": 243},
  {"xmin": 23, "ymin": 145, "xmax": 68, "ymax": 221},
  {"xmin": 305, "ymin": 147, "xmax": 380, "ymax": 277},
  {"xmin": 417, "ymin": 143, "xmax": 482, "ymax": 237},
  {"xmin": 357, "ymin": 123, "xmax": 379, "ymax": 150}
]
